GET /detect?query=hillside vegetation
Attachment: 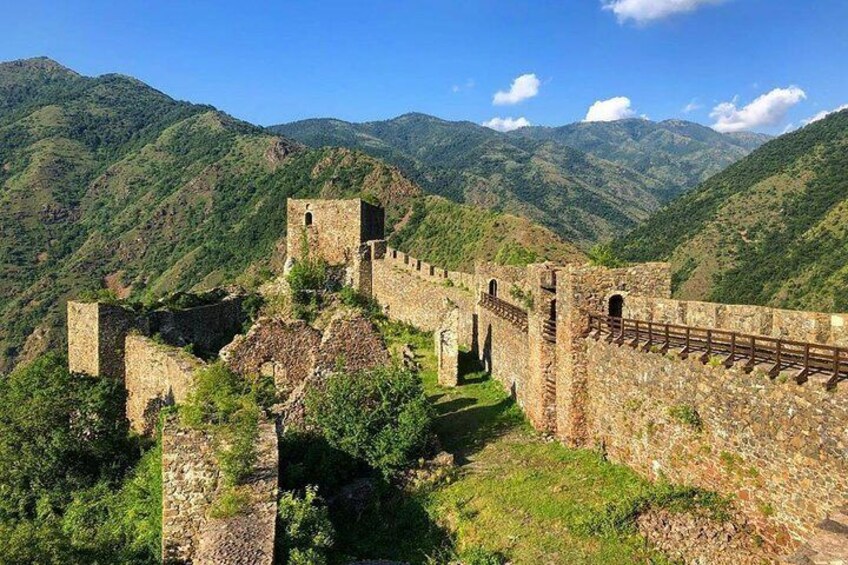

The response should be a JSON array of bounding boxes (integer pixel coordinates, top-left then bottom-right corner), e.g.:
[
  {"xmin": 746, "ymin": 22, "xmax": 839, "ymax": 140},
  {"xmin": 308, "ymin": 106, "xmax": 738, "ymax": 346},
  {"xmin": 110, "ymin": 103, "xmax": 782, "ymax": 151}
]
[
  {"xmin": 511, "ymin": 118, "xmax": 770, "ymax": 200},
  {"xmin": 272, "ymin": 114, "xmax": 767, "ymax": 244},
  {"xmin": 618, "ymin": 109, "xmax": 848, "ymax": 312},
  {"xmin": 0, "ymin": 58, "xmax": 579, "ymax": 372}
]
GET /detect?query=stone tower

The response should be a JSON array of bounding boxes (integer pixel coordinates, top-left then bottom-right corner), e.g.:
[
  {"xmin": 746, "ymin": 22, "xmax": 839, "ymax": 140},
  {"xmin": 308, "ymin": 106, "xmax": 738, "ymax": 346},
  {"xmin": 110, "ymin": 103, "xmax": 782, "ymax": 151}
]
[{"xmin": 286, "ymin": 198, "xmax": 385, "ymax": 266}]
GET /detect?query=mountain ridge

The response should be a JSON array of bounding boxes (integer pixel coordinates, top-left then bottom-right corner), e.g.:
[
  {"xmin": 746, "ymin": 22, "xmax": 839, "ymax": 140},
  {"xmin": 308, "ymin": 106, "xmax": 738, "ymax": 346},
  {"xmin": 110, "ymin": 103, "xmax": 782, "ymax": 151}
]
[
  {"xmin": 0, "ymin": 57, "xmax": 581, "ymax": 372},
  {"xmin": 272, "ymin": 113, "xmax": 769, "ymax": 243},
  {"xmin": 617, "ymin": 108, "xmax": 848, "ymax": 312}
]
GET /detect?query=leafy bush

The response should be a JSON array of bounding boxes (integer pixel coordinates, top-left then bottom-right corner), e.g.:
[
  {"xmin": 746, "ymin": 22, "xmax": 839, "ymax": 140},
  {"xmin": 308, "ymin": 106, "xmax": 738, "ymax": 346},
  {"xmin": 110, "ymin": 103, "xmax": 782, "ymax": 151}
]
[
  {"xmin": 0, "ymin": 353, "xmax": 160, "ymax": 563},
  {"xmin": 180, "ymin": 363, "xmax": 274, "ymax": 486},
  {"xmin": 278, "ymin": 486, "xmax": 335, "ymax": 565},
  {"xmin": 0, "ymin": 353, "xmax": 136, "ymax": 519},
  {"xmin": 287, "ymin": 251, "xmax": 329, "ymax": 321},
  {"xmin": 587, "ymin": 243, "xmax": 627, "ymax": 268},
  {"xmin": 306, "ymin": 366, "xmax": 434, "ymax": 477},
  {"xmin": 338, "ymin": 286, "xmax": 383, "ymax": 320}
]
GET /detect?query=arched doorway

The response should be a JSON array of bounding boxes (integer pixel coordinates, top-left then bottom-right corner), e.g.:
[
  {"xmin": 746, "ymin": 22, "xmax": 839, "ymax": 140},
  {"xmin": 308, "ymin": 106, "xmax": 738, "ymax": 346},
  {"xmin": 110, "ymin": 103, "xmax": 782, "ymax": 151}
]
[
  {"xmin": 608, "ymin": 294, "xmax": 624, "ymax": 318},
  {"xmin": 304, "ymin": 211, "xmax": 313, "ymax": 226},
  {"xmin": 488, "ymin": 279, "xmax": 498, "ymax": 297}
]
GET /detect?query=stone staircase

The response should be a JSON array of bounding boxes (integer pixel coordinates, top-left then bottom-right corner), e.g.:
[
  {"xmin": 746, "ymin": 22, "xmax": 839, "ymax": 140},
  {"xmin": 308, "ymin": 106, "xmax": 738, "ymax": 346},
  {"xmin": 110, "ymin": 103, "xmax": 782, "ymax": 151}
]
[{"xmin": 784, "ymin": 506, "xmax": 848, "ymax": 565}]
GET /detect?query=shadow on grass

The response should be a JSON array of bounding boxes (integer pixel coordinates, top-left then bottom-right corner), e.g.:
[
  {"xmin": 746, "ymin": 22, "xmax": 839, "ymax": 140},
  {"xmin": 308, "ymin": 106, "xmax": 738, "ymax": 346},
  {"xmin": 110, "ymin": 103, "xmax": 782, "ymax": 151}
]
[
  {"xmin": 458, "ymin": 350, "xmax": 485, "ymax": 382},
  {"xmin": 434, "ymin": 396, "xmax": 520, "ymax": 462},
  {"xmin": 279, "ymin": 430, "xmax": 451, "ymax": 565}
]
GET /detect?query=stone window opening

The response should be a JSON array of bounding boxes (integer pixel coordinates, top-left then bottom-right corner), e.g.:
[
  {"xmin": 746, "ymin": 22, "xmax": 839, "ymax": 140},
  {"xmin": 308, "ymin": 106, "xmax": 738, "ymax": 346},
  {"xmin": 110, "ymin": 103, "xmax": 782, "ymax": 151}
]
[
  {"xmin": 608, "ymin": 294, "xmax": 624, "ymax": 318},
  {"xmin": 549, "ymin": 299, "xmax": 557, "ymax": 321},
  {"xmin": 488, "ymin": 279, "xmax": 498, "ymax": 297},
  {"xmin": 304, "ymin": 211, "xmax": 313, "ymax": 227}
]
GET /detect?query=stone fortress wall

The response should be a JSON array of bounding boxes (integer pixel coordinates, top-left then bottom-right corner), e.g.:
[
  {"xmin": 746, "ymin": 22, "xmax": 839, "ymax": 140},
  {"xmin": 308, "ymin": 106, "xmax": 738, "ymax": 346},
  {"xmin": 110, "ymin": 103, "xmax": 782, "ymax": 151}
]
[
  {"xmin": 66, "ymin": 197, "xmax": 848, "ymax": 559},
  {"xmin": 162, "ymin": 415, "xmax": 278, "ymax": 565},
  {"xmin": 293, "ymin": 195, "xmax": 844, "ymax": 553},
  {"xmin": 624, "ymin": 295, "xmax": 848, "ymax": 346}
]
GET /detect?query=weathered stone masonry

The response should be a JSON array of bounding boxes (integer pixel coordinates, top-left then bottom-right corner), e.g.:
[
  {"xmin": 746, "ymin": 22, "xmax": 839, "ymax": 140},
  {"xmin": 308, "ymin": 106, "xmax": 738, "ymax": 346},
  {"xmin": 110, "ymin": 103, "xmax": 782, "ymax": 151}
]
[{"xmin": 67, "ymin": 198, "xmax": 848, "ymax": 560}]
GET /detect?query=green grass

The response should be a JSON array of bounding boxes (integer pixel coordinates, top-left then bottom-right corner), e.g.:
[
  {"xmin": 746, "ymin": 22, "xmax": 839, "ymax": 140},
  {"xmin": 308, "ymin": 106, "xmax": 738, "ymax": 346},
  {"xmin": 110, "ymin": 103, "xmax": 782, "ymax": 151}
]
[{"xmin": 365, "ymin": 320, "xmax": 694, "ymax": 564}]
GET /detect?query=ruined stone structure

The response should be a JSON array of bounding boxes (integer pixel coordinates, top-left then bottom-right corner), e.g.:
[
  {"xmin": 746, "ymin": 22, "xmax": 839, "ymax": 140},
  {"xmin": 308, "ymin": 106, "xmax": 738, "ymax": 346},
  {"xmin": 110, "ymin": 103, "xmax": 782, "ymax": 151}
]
[
  {"xmin": 162, "ymin": 416, "xmax": 278, "ymax": 565},
  {"xmin": 65, "ymin": 197, "xmax": 848, "ymax": 562},
  {"xmin": 125, "ymin": 334, "xmax": 205, "ymax": 435},
  {"xmin": 68, "ymin": 292, "xmax": 246, "ymax": 434},
  {"xmin": 283, "ymin": 198, "xmax": 847, "ymax": 555}
]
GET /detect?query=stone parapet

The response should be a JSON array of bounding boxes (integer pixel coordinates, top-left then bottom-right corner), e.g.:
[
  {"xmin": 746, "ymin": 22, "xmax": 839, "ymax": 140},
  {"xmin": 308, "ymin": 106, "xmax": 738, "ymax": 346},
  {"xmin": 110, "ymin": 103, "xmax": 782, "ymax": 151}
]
[{"xmin": 125, "ymin": 334, "xmax": 204, "ymax": 435}]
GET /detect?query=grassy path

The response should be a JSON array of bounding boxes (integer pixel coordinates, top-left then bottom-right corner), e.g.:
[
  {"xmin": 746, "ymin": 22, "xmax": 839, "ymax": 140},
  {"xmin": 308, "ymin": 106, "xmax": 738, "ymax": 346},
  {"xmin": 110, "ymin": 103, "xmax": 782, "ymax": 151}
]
[{"xmin": 380, "ymin": 322, "xmax": 673, "ymax": 564}]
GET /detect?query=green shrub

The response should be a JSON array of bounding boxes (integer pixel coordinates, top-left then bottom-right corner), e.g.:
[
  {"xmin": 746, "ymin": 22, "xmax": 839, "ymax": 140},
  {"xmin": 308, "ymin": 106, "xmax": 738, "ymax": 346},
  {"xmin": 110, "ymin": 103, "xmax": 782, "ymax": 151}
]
[
  {"xmin": 180, "ymin": 363, "xmax": 274, "ymax": 486},
  {"xmin": 306, "ymin": 366, "xmax": 434, "ymax": 477},
  {"xmin": 587, "ymin": 243, "xmax": 627, "ymax": 268},
  {"xmin": 0, "ymin": 353, "xmax": 136, "ymax": 519},
  {"xmin": 338, "ymin": 286, "xmax": 383, "ymax": 319},
  {"xmin": 278, "ymin": 486, "xmax": 334, "ymax": 565},
  {"xmin": 668, "ymin": 404, "xmax": 703, "ymax": 431}
]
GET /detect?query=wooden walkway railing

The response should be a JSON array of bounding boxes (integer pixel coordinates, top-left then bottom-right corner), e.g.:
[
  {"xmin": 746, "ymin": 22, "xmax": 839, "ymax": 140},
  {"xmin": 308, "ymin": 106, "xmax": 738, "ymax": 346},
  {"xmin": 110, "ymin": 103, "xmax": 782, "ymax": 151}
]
[
  {"xmin": 585, "ymin": 313, "xmax": 847, "ymax": 390},
  {"xmin": 479, "ymin": 292, "xmax": 529, "ymax": 332}
]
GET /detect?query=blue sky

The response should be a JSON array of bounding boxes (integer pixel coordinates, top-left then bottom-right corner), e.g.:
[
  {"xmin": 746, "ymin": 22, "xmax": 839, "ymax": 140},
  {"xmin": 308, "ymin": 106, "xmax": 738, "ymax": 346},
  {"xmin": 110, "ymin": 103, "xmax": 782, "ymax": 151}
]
[{"xmin": 2, "ymin": 0, "xmax": 847, "ymax": 133}]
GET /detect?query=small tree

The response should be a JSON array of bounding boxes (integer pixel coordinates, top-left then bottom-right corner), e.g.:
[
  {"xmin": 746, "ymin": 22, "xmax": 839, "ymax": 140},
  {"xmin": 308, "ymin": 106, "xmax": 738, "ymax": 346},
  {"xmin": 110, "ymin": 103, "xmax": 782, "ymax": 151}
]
[
  {"xmin": 277, "ymin": 486, "xmax": 334, "ymax": 565},
  {"xmin": 306, "ymin": 366, "xmax": 434, "ymax": 477},
  {"xmin": 587, "ymin": 243, "xmax": 627, "ymax": 268},
  {"xmin": 287, "ymin": 230, "xmax": 329, "ymax": 321}
]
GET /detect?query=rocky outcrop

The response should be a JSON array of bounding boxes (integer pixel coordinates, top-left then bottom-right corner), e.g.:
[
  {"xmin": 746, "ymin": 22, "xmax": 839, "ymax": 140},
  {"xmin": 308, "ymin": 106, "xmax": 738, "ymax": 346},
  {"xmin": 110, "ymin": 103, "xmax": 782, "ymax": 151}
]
[{"xmin": 637, "ymin": 509, "xmax": 775, "ymax": 564}]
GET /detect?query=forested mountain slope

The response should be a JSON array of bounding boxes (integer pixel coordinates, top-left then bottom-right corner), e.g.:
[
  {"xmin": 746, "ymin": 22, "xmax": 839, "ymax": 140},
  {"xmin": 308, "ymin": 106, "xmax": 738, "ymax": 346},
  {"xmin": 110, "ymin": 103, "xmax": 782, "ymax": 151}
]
[
  {"xmin": 272, "ymin": 114, "xmax": 768, "ymax": 242},
  {"xmin": 618, "ymin": 109, "xmax": 848, "ymax": 312},
  {"xmin": 0, "ymin": 58, "xmax": 581, "ymax": 372},
  {"xmin": 272, "ymin": 113, "xmax": 666, "ymax": 245},
  {"xmin": 510, "ymin": 118, "xmax": 771, "ymax": 200}
]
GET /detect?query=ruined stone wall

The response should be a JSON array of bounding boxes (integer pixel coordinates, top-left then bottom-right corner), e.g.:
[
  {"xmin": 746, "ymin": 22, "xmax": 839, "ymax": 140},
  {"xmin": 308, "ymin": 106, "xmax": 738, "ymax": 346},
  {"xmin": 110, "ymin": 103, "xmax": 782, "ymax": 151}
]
[
  {"xmin": 195, "ymin": 423, "xmax": 278, "ymax": 565},
  {"xmin": 584, "ymin": 338, "xmax": 848, "ymax": 550},
  {"xmin": 124, "ymin": 335, "xmax": 204, "ymax": 435},
  {"xmin": 371, "ymin": 247, "xmax": 476, "ymax": 346},
  {"xmin": 68, "ymin": 295, "xmax": 244, "ymax": 382},
  {"xmin": 287, "ymin": 198, "xmax": 383, "ymax": 266},
  {"xmin": 477, "ymin": 302, "xmax": 530, "ymax": 407},
  {"xmin": 316, "ymin": 311, "xmax": 391, "ymax": 373},
  {"xmin": 162, "ymin": 417, "xmax": 278, "ymax": 565},
  {"xmin": 222, "ymin": 318, "xmax": 322, "ymax": 394},
  {"xmin": 162, "ymin": 418, "xmax": 219, "ymax": 564},
  {"xmin": 624, "ymin": 296, "xmax": 848, "ymax": 346},
  {"xmin": 67, "ymin": 301, "xmax": 143, "ymax": 380},
  {"xmin": 149, "ymin": 296, "xmax": 245, "ymax": 358}
]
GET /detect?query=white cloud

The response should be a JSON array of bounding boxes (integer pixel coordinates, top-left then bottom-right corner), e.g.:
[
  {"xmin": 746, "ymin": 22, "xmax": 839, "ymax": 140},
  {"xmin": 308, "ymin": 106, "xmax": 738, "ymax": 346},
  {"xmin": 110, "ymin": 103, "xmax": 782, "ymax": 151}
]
[
  {"xmin": 602, "ymin": 0, "xmax": 726, "ymax": 24},
  {"xmin": 584, "ymin": 96, "xmax": 636, "ymax": 122},
  {"xmin": 482, "ymin": 117, "xmax": 531, "ymax": 132},
  {"xmin": 710, "ymin": 86, "xmax": 807, "ymax": 133},
  {"xmin": 682, "ymin": 99, "xmax": 702, "ymax": 113},
  {"xmin": 493, "ymin": 74, "xmax": 540, "ymax": 105},
  {"xmin": 801, "ymin": 104, "xmax": 848, "ymax": 126}
]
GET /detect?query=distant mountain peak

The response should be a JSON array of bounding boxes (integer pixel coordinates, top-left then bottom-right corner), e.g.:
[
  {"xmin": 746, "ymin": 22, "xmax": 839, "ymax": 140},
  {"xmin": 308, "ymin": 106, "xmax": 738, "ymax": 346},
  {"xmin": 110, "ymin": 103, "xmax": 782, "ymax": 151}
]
[{"xmin": 1, "ymin": 56, "xmax": 79, "ymax": 76}]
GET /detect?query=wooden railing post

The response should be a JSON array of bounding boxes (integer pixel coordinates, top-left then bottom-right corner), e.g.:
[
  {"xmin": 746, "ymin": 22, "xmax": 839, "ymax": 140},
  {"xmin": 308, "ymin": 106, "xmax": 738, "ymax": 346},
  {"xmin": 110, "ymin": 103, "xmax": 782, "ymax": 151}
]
[
  {"xmin": 769, "ymin": 340, "xmax": 783, "ymax": 378},
  {"xmin": 723, "ymin": 333, "xmax": 737, "ymax": 368},
  {"xmin": 679, "ymin": 327, "xmax": 691, "ymax": 359}
]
